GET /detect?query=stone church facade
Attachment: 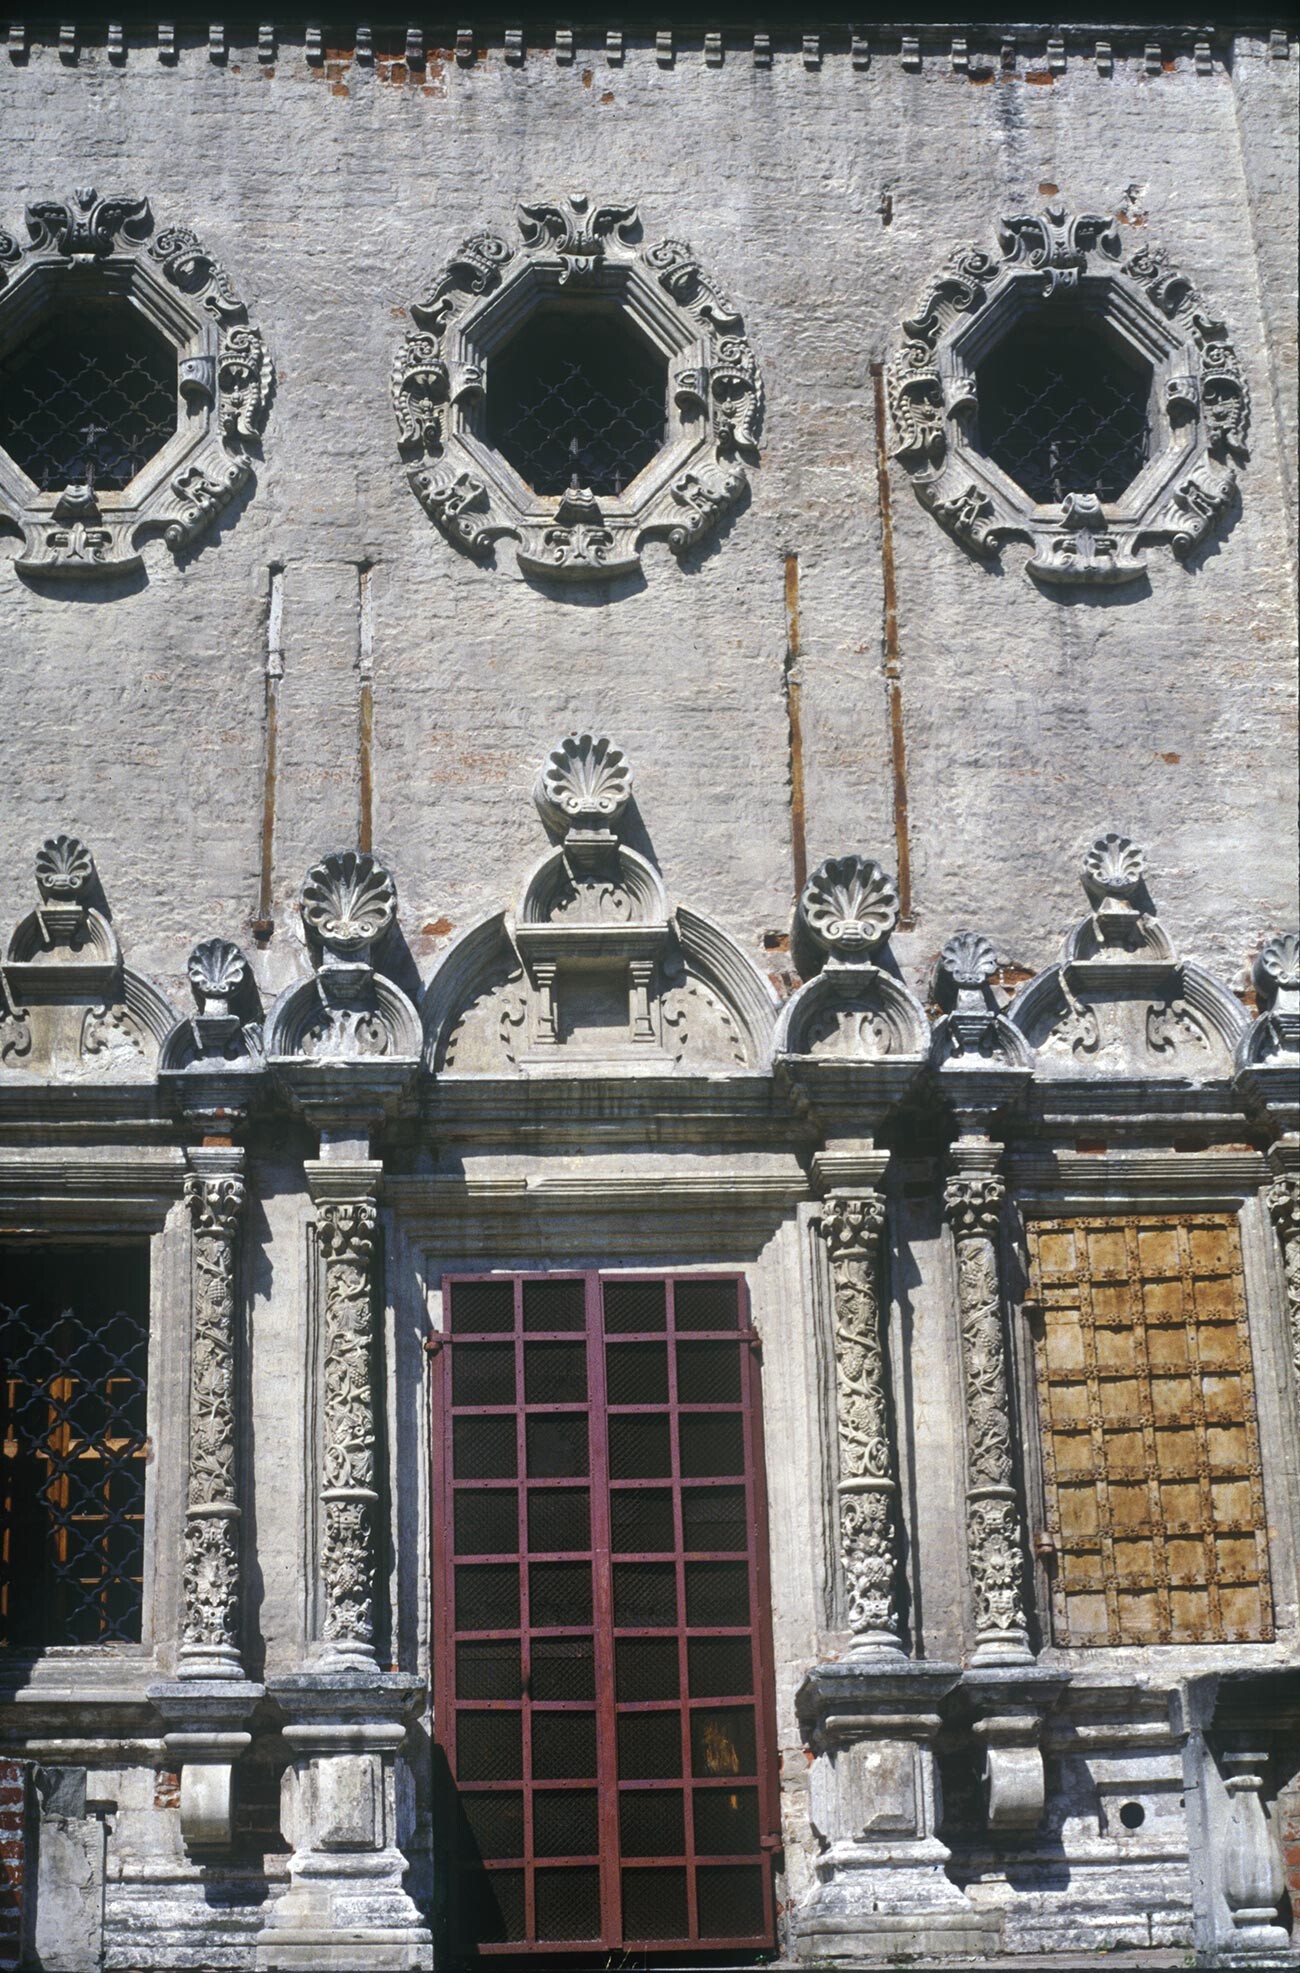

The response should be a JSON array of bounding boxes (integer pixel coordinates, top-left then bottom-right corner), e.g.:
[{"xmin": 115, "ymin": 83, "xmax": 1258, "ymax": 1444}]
[{"xmin": 0, "ymin": 15, "xmax": 1296, "ymax": 1971}]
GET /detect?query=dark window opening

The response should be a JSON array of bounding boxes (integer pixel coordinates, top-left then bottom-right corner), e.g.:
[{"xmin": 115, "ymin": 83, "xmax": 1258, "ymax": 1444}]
[
  {"xmin": 434, "ymin": 1271, "xmax": 778, "ymax": 1959},
  {"xmin": 1, "ymin": 1245, "xmax": 150, "ymax": 1648},
  {"xmin": 976, "ymin": 315, "xmax": 1151, "ymax": 505},
  {"xmin": 0, "ymin": 299, "xmax": 178, "ymax": 493},
  {"xmin": 485, "ymin": 309, "xmax": 668, "ymax": 498}
]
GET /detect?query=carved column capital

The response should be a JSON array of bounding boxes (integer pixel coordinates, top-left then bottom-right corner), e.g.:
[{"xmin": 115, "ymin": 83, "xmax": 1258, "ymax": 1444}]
[
  {"xmin": 944, "ymin": 1160, "xmax": 1031, "ymax": 1664},
  {"xmin": 817, "ymin": 1190, "xmax": 904, "ymax": 1656},
  {"xmin": 819, "ymin": 1191, "xmax": 887, "ymax": 1259},
  {"xmin": 1266, "ymin": 1173, "xmax": 1300, "ymax": 1241},
  {"xmin": 943, "ymin": 1172, "xmax": 1005, "ymax": 1239},
  {"xmin": 317, "ymin": 1194, "xmax": 378, "ymax": 1264},
  {"xmin": 184, "ymin": 1169, "xmax": 247, "ymax": 1238},
  {"xmin": 180, "ymin": 1151, "xmax": 246, "ymax": 1680}
]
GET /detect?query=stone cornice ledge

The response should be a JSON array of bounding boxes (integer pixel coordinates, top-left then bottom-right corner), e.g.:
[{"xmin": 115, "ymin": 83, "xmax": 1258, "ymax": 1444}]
[
  {"xmin": 1007, "ymin": 1147, "xmax": 1269, "ymax": 1206},
  {"xmin": 384, "ymin": 1167, "xmax": 809, "ymax": 1213}
]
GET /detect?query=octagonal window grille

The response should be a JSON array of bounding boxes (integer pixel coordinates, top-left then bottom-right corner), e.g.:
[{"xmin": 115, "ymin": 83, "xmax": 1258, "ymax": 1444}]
[
  {"xmin": 0, "ymin": 187, "xmax": 272, "ymax": 582},
  {"xmin": 393, "ymin": 196, "xmax": 762, "ymax": 584},
  {"xmin": 977, "ymin": 314, "xmax": 1151, "ymax": 506},
  {"xmin": 0, "ymin": 297, "xmax": 178, "ymax": 493},
  {"xmin": 888, "ymin": 203, "xmax": 1250, "ymax": 588},
  {"xmin": 486, "ymin": 306, "xmax": 668, "ymax": 498}
]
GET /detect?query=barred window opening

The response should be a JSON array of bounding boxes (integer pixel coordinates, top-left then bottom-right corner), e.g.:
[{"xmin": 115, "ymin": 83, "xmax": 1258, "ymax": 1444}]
[
  {"xmin": 436, "ymin": 1270, "xmax": 778, "ymax": 1958},
  {"xmin": 0, "ymin": 1244, "xmax": 150, "ymax": 1648},
  {"xmin": 977, "ymin": 315, "xmax": 1151, "ymax": 505},
  {"xmin": 0, "ymin": 299, "xmax": 178, "ymax": 493},
  {"xmin": 485, "ymin": 309, "xmax": 668, "ymax": 498}
]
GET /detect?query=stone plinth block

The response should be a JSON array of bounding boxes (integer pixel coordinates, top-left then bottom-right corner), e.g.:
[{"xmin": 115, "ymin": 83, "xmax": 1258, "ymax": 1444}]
[
  {"xmin": 793, "ymin": 1659, "xmax": 1001, "ymax": 1961},
  {"xmin": 255, "ymin": 1672, "xmax": 431, "ymax": 1972}
]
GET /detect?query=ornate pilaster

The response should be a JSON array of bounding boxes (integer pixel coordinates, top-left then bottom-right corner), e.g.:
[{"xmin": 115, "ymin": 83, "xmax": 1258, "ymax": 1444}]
[
  {"xmin": 180, "ymin": 1154, "xmax": 247, "ymax": 1678},
  {"xmin": 313, "ymin": 1174, "xmax": 381, "ymax": 1670},
  {"xmin": 819, "ymin": 1193, "xmax": 905, "ymax": 1656},
  {"xmin": 1265, "ymin": 1174, "xmax": 1300, "ymax": 1394},
  {"xmin": 943, "ymin": 1166, "xmax": 1032, "ymax": 1664}
]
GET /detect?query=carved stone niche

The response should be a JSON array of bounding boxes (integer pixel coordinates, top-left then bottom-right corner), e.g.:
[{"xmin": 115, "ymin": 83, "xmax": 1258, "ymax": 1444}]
[
  {"xmin": 424, "ymin": 734, "xmax": 776, "ymax": 1076},
  {"xmin": 888, "ymin": 202, "xmax": 1249, "ymax": 587},
  {"xmin": 0, "ymin": 835, "xmax": 178, "ymax": 1079},
  {"xmin": 1007, "ymin": 833, "xmax": 1247, "ymax": 1081},
  {"xmin": 266, "ymin": 853, "xmax": 421, "ymax": 1124},
  {"xmin": 775, "ymin": 855, "xmax": 930, "ymax": 1088},
  {"xmin": 392, "ymin": 196, "xmax": 762, "ymax": 581},
  {"xmin": 0, "ymin": 189, "xmax": 271, "ymax": 580}
]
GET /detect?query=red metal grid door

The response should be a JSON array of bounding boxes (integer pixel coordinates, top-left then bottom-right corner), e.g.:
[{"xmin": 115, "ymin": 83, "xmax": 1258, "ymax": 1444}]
[{"xmin": 432, "ymin": 1271, "xmax": 779, "ymax": 1958}]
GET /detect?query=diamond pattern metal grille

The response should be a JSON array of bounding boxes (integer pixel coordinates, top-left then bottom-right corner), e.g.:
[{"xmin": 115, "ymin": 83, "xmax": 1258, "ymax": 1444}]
[
  {"xmin": 485, "ymin": 312, "xmax": 667, "ymax": 497},
  {"xmin": 434, "ymin": 1270, "xmax": 778, "ymax": 1957},
  {"xmin": 1028, "ymin": 1215, "xmax": 1273, "ymax": 1647},
  {"xmin": 0, "ymin": 304, "xmax": 177, "ymax": 493},
  {"xmin": 0, "ymin": 1245, "xmax": 149, "ymax": 1647},
  {"xmin": 978, "ymin": 321, "xmax": 1150, "ymax": 504}
]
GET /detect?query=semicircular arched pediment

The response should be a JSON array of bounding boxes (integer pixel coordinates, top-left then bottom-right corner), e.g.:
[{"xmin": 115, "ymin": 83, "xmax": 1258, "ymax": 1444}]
[
  {"xmin": 1007, "ymin": 959, "xmax": 1246, "ymax": 1078},
  {"xmin": 423, "ymin": 903, "xmax": 776, "ymax": 1076},
  {"xmin": 774, "ymin": 964, "xmax": 930, "ymax": 1061}
]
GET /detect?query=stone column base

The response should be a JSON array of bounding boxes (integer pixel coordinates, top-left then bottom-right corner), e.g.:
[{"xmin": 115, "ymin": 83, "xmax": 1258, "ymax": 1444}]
[
  {"xmin": 793, "ymin": 1658, "xmax": 1002, "ymax": 1963},
  {"xmin": 253, "ymin": 1672, "xmax": 431, "ymax": 1973}
]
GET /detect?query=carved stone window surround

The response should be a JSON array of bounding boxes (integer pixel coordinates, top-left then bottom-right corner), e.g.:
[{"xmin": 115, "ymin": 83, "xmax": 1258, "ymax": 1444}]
[
  {"xmin": 0, "ymin": 189, "xmax": 271, "ymax": 580},
  {"xmin": 393, "ymin": 199, "xmax": 761, "ymax": 582},
  {"xmin": 889, "ymin": 205, "xmax": 1249, "ymax": 587}
]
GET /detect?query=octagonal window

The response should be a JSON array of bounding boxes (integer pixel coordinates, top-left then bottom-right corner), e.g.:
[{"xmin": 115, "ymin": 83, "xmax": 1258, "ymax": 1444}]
[
  {"xmin": 485, "ymin": 305, "xmax": 668, "ymax": 498},
  {"xmin": 0, "ymin": 296, "xmax": 177, "ymax": 493},
  {"xmin": 977, "ymin": 313, "xmax": 1151, "ymax": 505}
]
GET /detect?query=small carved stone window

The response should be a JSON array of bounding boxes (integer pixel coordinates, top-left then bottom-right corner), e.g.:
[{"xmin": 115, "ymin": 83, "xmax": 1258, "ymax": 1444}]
[
  {"xmin": 0, "ymin": 187, "xmax": 271, "ymax": 581},
  {"xmin": 393, "ymin": 196, "xmax": 762, "ymax": 583},
  {"xmin": 0, "ymin": 295, "xmax": 177, "ymax": 492},
  {"xmin": 0, "ymin": 1242, "xmax": 150, "ymax": 1647},
  {"xmin": 485, "ymin": 305, "xmax": 668, "ymax": 498},
  {"xmin": 889, "ymin": 203, "xmax": 1250, "ymax": 587},
  {"xmin": 977, "ymin": 313, "xmax": 1150, "ymax": 505}
]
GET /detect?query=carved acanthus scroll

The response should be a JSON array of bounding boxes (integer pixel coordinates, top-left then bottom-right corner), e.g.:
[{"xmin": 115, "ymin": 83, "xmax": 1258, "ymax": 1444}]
[
  {"xmin": 181, "ymin": 1169, "xmax": 246, "ymax": 1676},
  {"xmin": 819, "ymin": 1195, "xmax": 904, "ymax": 1654},
  {"xmin": 944, "ymin": 1173, "xmax": 1031, "ymax": 1662},
  {"xmin": 1266, "ymin": 1176, "xmax": 1300, "ymax": 1400},
  {"xmin": 318, "ymin": 1194, "xmax": 380, "ymax": 1666}
]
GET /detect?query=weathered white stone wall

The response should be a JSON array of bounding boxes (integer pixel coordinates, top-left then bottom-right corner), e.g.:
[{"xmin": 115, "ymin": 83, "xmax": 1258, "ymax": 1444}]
[{"xmin": 0, "ymin": 27, "xmax": 1294, "ymax": 1004}]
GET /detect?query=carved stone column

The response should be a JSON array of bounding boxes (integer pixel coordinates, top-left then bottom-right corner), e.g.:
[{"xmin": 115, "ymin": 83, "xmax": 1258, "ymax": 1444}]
[
  {"xmin": 149, "ymin": 1146, "xmax": 261, "ymax": 1863},
  {"xmin": 1265, "ymin": 1174, "xmax": 1300, "ymax": 1396},
  {"xmin": 180, "ymin": 1153, "xmax": 247, "ymax": 1678},
  {"xmin": 311, "ymin": 1169, "xmax": 382, "ymax": 1672},
  {"xmin": 943, "ymin": 1161, "xmax": 1032, "ymax": 1665},
  {"xmin": 819, "ymin": 1193, "xmax": 905, "ymax": 1657}
]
